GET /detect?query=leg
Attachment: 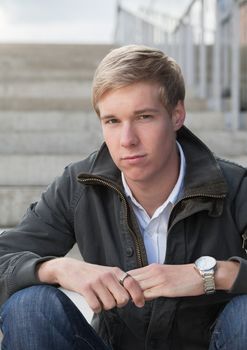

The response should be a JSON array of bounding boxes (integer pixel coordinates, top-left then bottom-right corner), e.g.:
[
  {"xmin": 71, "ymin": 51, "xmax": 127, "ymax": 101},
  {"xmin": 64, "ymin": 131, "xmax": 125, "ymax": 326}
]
[
  {"xmin": 0, "ymin": 285, "xmax": 110, "ymax": 350},
  {"xmin": 209, "ymin": 295, "xmax": 247, "ymax": 350}
]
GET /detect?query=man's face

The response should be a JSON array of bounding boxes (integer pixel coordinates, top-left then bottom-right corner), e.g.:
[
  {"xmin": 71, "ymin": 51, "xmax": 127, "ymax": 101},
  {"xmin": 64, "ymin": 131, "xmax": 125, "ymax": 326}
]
[{"xmin": 98, "ymin": 82, "xmax": 185, "ymax": 187}]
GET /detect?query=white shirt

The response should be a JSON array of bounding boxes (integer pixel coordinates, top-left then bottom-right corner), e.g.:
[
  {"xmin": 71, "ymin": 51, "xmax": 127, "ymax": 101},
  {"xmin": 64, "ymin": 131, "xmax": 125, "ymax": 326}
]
[{"xmin": 122, "ymin": 142, "xmax": 186, "ymax": 264}]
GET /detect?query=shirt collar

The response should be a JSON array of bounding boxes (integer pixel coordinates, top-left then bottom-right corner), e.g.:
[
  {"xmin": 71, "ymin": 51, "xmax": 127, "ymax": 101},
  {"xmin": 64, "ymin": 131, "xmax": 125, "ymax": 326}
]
[{"xmin": 121, "ymin": 141, "xmax": 186, "ymax": 214}]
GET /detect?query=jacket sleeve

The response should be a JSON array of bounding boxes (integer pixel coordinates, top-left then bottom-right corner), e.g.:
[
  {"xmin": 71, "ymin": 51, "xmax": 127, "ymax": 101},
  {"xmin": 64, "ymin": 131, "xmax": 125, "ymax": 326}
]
[
  {"xmin": 228, "ymin": 169, "xmax": 247, "ymax": 294},
  {"xmin": 0, "ymin": 165, "xmax": 78, "ymax": 305}
]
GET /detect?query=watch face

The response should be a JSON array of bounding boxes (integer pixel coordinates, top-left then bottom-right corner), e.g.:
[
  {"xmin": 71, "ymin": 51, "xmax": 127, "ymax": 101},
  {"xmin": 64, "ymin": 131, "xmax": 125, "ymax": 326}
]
[{"xmin": 195, "ymin": 256, "xmax": 216, "ymax": 271}]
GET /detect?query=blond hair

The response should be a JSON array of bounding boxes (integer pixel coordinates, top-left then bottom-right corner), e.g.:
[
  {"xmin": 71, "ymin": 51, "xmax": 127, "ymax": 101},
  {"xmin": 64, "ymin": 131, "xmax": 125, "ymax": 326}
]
[{"xmin": 92, "ymin": 44, "xmax": 185, "ymax": 115}]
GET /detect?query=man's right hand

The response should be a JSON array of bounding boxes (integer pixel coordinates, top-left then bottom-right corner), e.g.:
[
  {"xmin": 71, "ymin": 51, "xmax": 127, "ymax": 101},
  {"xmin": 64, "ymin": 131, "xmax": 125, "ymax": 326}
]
[{"xmin": 37, "ymin": 257, "xmax": 145, "ymax": 313}]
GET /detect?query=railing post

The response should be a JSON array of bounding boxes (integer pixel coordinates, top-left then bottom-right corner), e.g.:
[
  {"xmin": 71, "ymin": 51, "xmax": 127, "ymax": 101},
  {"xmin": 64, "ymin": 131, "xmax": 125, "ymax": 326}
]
[
  {"xmin": 199, "ymin": 0, "xmax": 207, "ymax": 98},
  {"xmin": 178, "ymin": 24, "xmax": 186, "ymax": 73},
  {"xmin": 213, "ymin": 0, "xmax": 222, "ymax": 111},
  {"xmin": 231, "ymin": 0, "xmax": 240, "ymax": 130},
  {"xmin": 222, "ymin": 24, "xmax": 230, "ymax": 95},
  {"xmin": 172, "ymin": 30, "xmax": 179, "ymax": 63},
  {"xmin": 185, "ymin": 20, "xmax": 195, "ymax": 88}
]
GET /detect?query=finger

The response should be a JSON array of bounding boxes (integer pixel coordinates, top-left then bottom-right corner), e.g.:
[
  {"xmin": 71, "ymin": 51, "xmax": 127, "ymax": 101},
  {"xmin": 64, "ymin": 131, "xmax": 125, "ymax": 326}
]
[
  {"xmin": 93, "ymin": 273, "xmax": 130, "ymax": 310},
  {"xmin": 128, "ymin": 264, "xmax": 153, "ymax": 274},
  {"xmin": 99, "ymin": 271, "xmax": 130, "ymax": 308},
  {"xmin": 136, "ymin": 274, "xmax": 163, "ymax": 291},
  {"xmin": 82, "ymin": 289, "xmax": 103, "ymax": 313},
  {"xmin": 93, "ymin": 282, "xmax": 118, "ymax": 311},
  {"xmin": 128, "ymin": 266, "xmax": 154, "ymax": 281},
  {"xmin": 128, "ymin": 265, "xmax": 163, "ymax": 286},
  {"xmin": 122, "ymin": 275, "xmax": 145, "ymax": 308},
  {"xmin": 107, "ymin": 280, "xmax": 130, "ymax": 308},
  {"xmin": 118, "ymin": 272, "xmax": 131, "ymax": 286}
]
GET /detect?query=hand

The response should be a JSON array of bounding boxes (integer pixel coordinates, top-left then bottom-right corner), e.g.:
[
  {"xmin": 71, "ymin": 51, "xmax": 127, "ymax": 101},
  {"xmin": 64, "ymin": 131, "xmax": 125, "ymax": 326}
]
[
  {"xmin": 37, "ymin": 257, "xmax": 145, "ymax": 313},
  {"xmin": 128, "ymin": 263, "xmax": 204, "ymax": 300},
  {"xmin": 215, "ymin": 260, "xmax": 239, "ymax": 290}
]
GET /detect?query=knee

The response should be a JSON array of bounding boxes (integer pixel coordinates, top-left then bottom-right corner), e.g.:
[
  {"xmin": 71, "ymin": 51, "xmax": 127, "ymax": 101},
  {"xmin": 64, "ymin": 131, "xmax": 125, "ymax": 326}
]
[
  {"xmin": 215, "ymin": 295, "xmax": 247, "ymax": 336},
  {"xmin": 223, "ymin": 295, "xmax": 247, "ymax": 321},
  {"xmin": 0, "ymin": 285, "xmax": 65, "ymax": 331},
  {"xmin": 210, "ymin": 296, "xmax": 247, "ymax": 349}
]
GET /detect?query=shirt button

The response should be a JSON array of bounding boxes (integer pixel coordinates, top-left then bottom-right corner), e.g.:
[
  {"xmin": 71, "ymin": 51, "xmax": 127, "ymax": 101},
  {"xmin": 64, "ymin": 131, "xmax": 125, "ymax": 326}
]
[{"xmin": 126, "ymin": 247, "xmax": 134, "ymax": 257}]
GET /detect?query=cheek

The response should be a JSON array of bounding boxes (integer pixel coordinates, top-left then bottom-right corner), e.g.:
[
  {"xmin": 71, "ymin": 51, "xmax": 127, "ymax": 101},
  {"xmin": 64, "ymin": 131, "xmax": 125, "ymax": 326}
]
[
  {"xmin": 148, "ymin": 126, "xmax": 173, "ymax": 148},
  {"xmin": 152, "ymin": 133, "xmax": 175, "ymax": 159},
  {"xmin": 103, "ymin": 135, "xmax": 120, "ymax": 162},
  {"xmin": 102, "ymin": 129, "xmax": 112, "ymax": 147}
]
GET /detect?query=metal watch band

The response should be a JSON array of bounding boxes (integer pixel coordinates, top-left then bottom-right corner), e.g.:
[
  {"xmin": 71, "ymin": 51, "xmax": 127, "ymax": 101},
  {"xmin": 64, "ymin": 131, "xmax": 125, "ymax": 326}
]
[{"xmin": 203, "ymin": 272, "xmax": 216, "ymax": 294}]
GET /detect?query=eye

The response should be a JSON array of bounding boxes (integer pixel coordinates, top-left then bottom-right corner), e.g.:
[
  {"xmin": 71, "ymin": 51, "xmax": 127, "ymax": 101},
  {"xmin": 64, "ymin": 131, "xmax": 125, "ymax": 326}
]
[
  {"xmin": 104, "ymin": 118, "xmax": 119, "ymax": 124},
  {"xmin": 138, "ymin": 114, "xmax": 152, "ymax": 120}
]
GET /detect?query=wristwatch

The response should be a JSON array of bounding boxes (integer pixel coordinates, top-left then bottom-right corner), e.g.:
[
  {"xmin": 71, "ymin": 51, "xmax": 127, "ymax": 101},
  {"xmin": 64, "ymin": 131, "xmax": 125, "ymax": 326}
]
[{"xmin": 194, "ymin": 256, "xmax": 217, "ymax": 295}]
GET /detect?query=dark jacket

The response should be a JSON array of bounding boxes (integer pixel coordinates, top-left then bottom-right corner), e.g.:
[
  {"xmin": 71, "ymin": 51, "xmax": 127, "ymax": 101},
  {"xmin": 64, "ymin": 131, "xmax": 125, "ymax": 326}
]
[{"xmin": 1, "ymin": 126, "xmax": 247, "ymax": 350}]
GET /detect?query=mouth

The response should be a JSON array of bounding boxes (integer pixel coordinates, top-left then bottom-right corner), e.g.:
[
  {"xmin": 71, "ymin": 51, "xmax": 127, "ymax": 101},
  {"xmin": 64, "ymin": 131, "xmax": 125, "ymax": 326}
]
[
  {"xmin": 121, "ymin": 154, "xmax": 146, "ymax": 160},
  {"xmin": 121, "ymin": 154, "xmax": 146, "ymax": 164}
]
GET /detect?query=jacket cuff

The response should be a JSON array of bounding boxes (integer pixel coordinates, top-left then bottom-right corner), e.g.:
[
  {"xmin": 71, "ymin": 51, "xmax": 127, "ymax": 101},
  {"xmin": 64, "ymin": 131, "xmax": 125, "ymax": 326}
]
[
  {"xmin": 8, "ymin": 254, "xmax": 56, "ymax": 296},
  {"xmin": 228, "ymin": 256, "xmax": 247, "ymax": 294}
]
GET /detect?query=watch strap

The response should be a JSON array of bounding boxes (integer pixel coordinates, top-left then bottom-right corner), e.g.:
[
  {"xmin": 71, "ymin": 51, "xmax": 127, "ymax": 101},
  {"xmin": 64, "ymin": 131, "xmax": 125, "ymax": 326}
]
[{"xmin": 203, "ymin": 271, "xmax": 216, "ymax": 294}]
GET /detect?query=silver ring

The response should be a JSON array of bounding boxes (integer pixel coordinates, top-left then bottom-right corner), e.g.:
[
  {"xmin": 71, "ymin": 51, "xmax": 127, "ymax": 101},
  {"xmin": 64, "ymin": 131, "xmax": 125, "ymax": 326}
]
[{"xmin": 119, "ymin": 272, "xmax": 131, "ymax": 286}]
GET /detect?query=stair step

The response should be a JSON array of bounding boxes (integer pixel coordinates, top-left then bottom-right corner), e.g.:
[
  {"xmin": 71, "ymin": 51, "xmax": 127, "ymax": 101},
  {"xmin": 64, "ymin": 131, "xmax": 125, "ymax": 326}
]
[
  {"xmin": 185, "ymin": 111, "xmax": 225, "ymax": 130},
  {"xmin": 0, "ymin": 111, "xmax": 99, "ymax": 131},
  {"xmin": 0, "ymin": 80, "xmax": 92, "ymax": 99},
  {"xmin": 185, "ymin": 96, "xmax": 209, "ymax": 112},
  {"xmin": 0, "ymin": 43, "xmax": 114, "ymax": 72},
  {"xmin": 1, "ymin": 69, "xmax": 96, "ymax": 81},
  {"xmin": 0, "ymin": 97, "xmax": 92, "ymax": 111},
  {"xmin": 0, "ymin": 154, "xmax": 94, "ymax": 186},
  {"xmin": 194, "ymin": 130, "xmax": 247, "ymax": 157},
  {"xmin": 0, "ymin": 128, "xmax": 103, "ymax": 154},
  {"xmin": 0, "ymin": 186, "xmax": 45, "ymax": 226}
]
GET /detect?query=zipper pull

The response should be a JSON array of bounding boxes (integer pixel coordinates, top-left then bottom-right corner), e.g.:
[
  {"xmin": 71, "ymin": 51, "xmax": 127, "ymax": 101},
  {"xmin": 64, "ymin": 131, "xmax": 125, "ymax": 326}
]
[{"xmin": 242, "ymin": 231, "xmax": 247, "ymax": 253}]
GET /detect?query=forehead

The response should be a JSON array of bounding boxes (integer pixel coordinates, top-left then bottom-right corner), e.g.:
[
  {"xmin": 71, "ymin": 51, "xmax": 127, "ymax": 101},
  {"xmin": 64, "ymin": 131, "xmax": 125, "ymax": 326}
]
[
  {"xmin": 97, "ymin": 83, "xmax": 168, "ymax": 120},
  {"xmin": 98, "ymin": 82, "xmax": 162, "ymax": 108}
]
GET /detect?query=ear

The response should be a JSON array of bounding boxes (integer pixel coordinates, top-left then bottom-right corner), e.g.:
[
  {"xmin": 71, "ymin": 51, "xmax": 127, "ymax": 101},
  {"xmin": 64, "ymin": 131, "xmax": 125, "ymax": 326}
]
[{"xmin": 171, "ymin": 100, "xmax": 186, "ymax": 131}]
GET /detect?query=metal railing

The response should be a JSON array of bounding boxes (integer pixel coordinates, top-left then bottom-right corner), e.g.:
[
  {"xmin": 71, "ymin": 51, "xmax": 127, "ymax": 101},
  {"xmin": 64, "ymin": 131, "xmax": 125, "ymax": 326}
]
[{"xmin": 115, "ymin": 0, "xmax": 247, "ymax": 130}]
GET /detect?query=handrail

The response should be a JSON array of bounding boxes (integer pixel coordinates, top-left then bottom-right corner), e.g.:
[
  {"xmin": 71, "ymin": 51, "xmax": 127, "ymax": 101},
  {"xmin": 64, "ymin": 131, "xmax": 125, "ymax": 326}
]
[{"xmin": 114, "ymin": 0, "xmax": 246, "ymax": 130}]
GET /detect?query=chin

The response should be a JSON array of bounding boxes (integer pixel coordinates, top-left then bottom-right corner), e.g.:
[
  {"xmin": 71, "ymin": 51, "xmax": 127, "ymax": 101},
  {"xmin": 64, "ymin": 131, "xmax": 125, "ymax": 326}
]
[{"xmin": 126, "ymin": 174, "xmax": 149, "ymax": 183}]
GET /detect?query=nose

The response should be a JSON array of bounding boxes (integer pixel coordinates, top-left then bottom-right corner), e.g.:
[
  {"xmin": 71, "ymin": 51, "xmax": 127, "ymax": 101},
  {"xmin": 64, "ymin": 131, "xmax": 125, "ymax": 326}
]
[{"xmin": 120, "ymin": 123, "xmax": 138, "ymax": 148}]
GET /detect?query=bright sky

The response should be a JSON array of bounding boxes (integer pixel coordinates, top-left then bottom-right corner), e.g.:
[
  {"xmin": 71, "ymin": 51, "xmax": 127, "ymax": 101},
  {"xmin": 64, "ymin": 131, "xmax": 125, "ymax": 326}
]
[{"xmin": 0, "ymin": 0, "xmax": 191, "ymax": 43}]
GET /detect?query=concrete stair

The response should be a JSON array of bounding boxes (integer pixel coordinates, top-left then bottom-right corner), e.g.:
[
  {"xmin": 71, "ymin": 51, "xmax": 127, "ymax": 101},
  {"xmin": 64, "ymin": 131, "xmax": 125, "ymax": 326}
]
[
  {"xmin": 0, "ymin": 44, "xmax": 113, "ymax": 227},
  {"xmin": 185, "ymin": 111, "xmax": 247, "ymax": 166},
  {"xmin": 0, "ymin": 112, "xmax": 102, "ymax": 155}
]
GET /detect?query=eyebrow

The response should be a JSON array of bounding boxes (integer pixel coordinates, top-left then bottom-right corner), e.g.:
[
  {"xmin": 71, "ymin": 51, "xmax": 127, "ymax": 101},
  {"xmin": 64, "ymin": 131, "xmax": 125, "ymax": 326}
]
[
  {"xmin": 100, "ymin": 114, "xmax": 115, "ymax": 120},
  {"xmin": 133, "ymin": 108, "xmax": 159, "ymax": 115},
  {"xmin": 100, "ymin": 108, "xmax": 159, "ymax": 120}
]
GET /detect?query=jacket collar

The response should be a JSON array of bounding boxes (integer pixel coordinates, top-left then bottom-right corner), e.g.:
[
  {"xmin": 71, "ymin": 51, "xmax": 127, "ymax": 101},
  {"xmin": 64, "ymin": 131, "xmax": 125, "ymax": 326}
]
[
  {"xmin": 78, "ymin": 126, "xmax": 228, "ymax": 198},
  {"xmin": 177, "ymin": 126, "xmax": 228, "ymax": 197}
]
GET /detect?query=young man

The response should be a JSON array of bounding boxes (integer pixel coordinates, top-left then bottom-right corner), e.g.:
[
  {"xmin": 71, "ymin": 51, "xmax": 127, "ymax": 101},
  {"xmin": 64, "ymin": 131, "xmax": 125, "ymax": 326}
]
[{"xmin": 0, "ymin": 45, "xmax": 247, "ymax": 350}]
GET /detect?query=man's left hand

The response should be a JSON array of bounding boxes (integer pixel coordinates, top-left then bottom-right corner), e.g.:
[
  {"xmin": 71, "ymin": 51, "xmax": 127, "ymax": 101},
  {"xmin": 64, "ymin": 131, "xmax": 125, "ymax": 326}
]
[{"xmin": 128, "ymin": 263, "xmax": 204, "ymax": 299}]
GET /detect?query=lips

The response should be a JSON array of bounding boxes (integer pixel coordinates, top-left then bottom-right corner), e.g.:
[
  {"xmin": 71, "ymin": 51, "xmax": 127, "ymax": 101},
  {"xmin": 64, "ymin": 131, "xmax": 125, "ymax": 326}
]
[
  {"xmin": 121, "ymin": 154, "xmax": 146, "ymax": 160},
  {"xmin": 120, "ymin": 154, "xmax": 147, "ymax": 165}
]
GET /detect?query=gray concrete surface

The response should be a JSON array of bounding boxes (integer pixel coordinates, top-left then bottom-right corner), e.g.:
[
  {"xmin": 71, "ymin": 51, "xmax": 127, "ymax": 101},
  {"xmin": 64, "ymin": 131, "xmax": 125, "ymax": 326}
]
[
  {"xmin": 0, "ymin": 44, "xmax": 112, "ymax": 227},
  {"xmin": 0, "ymin": 111, "xmax": 98, "ymax": 132}
]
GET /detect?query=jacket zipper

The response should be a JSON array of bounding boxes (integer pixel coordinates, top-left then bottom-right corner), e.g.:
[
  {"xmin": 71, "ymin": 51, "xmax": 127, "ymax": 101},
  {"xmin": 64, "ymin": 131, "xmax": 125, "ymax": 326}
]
[{"xmin": 78, "ymin": 177, "xmax": 145, "ymax": 267}]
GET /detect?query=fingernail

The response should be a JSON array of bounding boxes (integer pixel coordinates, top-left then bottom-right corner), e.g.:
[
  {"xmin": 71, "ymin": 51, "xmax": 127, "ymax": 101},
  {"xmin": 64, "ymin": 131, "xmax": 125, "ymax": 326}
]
[{"xmin": 137, "ymin": 302, "xmax": 145, "ymax": 308}]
